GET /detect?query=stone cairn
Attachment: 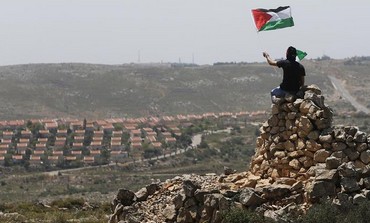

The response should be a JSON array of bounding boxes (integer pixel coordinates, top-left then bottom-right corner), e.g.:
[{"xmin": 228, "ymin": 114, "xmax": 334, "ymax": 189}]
[
  {"xmin": 109, "ymin": 85, "xmax": 370, "ymax": 223},
  {"xmin": 250, "ymin": 84, "xmax": 335, "ymax": 180}
]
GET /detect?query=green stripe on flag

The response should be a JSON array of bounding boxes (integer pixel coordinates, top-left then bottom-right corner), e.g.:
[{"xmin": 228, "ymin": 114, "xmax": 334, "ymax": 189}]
[
  {"xmin": 297, "ymin": 50, "xmax": 307, "ymax": 61},
  {"xmin": 259, "ymin": 17, "xmax": 294, "ymax": 31}
]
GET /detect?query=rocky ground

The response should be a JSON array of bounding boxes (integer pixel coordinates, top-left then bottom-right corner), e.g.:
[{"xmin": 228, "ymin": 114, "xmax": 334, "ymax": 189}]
[{"xmin": 108, "ymin": 85, "xmax": 370, "ymax": 223}]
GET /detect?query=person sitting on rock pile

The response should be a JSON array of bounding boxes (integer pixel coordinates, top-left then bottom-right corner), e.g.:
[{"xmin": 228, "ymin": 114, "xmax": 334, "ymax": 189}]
[{"xmin": 263, "ymin": 46, "xmax": 306, "ymax": 104}]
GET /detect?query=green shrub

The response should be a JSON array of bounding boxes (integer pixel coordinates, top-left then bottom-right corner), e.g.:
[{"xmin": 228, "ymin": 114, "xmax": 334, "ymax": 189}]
[
  {"xmin": 299, "ymin": 202, "xmax": 339, "ymax": 223},
  {"xmin": 51, "ymin": 198, "xmax": 85, "ymax": 209},
  {"xmin": 221, "ymin": 208, "xmax": 267, "ymax": 223},
  {"xmin": 340, "ymin": 201, "xmax": 370, "ymax": 223},
  {"xmin": 0, "ymin": 203, "xmax": 11, "ymax": 212},
  {"xmin": 298, "ymin": 200, "xmax": 370, "ymax": 223},
  {"xmin": 51, "ymin": 213, "xmax": 69, "ymax": 223}
]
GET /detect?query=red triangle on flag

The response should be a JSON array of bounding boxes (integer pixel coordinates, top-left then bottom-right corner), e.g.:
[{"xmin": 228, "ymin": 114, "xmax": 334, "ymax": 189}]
[{"xmin": 251, "ymin": 10, "xmax": 272, "ymax": 31}]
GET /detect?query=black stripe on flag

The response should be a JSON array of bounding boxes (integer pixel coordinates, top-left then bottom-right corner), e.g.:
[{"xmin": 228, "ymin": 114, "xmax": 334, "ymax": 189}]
[{"xmin": 256, "ymin": 6, "xmax": 290, "ymax": 13}]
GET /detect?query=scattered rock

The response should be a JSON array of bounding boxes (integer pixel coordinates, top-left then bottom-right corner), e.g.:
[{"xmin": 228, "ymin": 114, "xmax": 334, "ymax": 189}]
[{"xmin": 239, "ymin": 188, "xmax": 265, "ymax": 208}]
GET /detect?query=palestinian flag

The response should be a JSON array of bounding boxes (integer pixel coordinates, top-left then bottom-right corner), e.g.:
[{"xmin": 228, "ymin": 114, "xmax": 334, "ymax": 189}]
[
  {"xmin": 252, "ymin": 6, "xmax": 294, "ymax": 32},
  {"xmin": 296, "ymin": 49, "xmax": 307, "ymax": 61}
]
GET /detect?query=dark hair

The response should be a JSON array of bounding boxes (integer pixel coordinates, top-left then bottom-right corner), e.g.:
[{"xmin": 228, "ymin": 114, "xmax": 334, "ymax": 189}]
[{"xmin": 286, "ymin": 46, "xmax": 297, "ymax": 61}]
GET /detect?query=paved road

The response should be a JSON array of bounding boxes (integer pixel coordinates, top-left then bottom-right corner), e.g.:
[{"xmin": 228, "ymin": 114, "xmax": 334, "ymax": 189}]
[
  {"xmin": 191, "ymin": 134, "xmax": 202, "ymax": 148},
  {"xmin": 328, "ymin": 75, "xmax": 370, "ymax": 114}
]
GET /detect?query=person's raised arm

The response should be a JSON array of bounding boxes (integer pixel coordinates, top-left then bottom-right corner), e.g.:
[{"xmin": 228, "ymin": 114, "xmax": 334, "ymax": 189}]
[{"xmin": 263, "ymin": 52, "xmax": 277, "ymax": 66}]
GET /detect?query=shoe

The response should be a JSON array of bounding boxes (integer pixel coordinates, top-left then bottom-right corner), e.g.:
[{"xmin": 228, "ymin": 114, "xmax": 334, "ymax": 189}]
[{"xmin": 271, "ymin": 96, "xmax": 280, "ymax": 104}]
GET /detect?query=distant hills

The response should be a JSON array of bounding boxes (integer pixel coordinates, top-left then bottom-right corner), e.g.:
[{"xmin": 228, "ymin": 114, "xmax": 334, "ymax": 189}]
[{"xmin": 0, "ymin": 57, "xmax": 369, "ymax": 120}]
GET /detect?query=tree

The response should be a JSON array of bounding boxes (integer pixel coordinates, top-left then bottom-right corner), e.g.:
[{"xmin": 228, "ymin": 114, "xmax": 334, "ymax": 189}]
[
  {"xmin": 178, "ymin": 133, "xmax": 192, "ymax": 148},
  {"xmin": 3, "ymin": 156, "xmax": 12, "ymax": 167},
  {"xmin": 143, "ymin": 148, "xmax": 161, "ymax": 159},
  {"xmin": 198, "ymin": 140, "xmax": 209, "ymax": 149},
  {"xmin": 100, "ymin": 147, "xmax": 110, "ymax": 165},
  {"xmin": 113, "ymin": 123, "xmax": 123, "ymax": 131},
  {"xmin": 26, "ymin": 121, "xmax": 43, "ymax": 135},
  {"xmin": 83, "ymin": 131, "xmax": 93, "ymax": 146},
  {"xmin": 83, "ymin": 118, "xmax": 87, "ymax": 130}
]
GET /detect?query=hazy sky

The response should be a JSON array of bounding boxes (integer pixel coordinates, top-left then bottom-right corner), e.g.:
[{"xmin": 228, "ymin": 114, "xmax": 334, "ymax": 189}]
[{"xmin": 0, "ymin": 0, "xmax": 369, "ymax": 65}]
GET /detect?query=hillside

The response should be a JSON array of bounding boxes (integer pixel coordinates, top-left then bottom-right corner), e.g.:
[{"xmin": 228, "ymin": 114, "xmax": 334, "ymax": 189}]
[{"xmin": 0, "ymin": 58, "xmax": 369, "ymax": 120}]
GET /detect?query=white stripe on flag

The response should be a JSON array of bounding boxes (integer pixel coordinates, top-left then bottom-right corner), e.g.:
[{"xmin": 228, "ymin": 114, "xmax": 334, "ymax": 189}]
[{"xmin": 267, "ymin": 8, "xmax": 291, "ymax": 22}]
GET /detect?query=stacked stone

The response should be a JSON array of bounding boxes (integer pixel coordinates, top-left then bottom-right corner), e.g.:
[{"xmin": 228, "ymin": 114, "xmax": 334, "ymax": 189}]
[
  {"xmin": 305, "ymin": 162, "xmax": 370, "ymax": 204},
  {"xmin": 248, "ymin": 84, "xmax": 370, "ymax": 205},
  {"xmin": 250, "ymin": 85, "xmax": 334, "ymax": 181},
  {"xmin": 305, "ymin": 125, "xmax": 370, "ymax": 203},
  {"xmin": 319, "ymin": 125, "xmax": 370, "ymax": 169}
]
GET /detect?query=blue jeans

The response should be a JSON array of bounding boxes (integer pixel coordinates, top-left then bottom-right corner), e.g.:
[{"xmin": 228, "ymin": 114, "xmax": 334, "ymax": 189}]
[{"xmin": 271, "ymin": 87, "xmax": 287, "ymax": 98}]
